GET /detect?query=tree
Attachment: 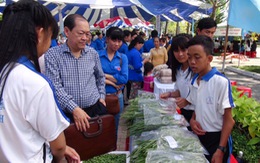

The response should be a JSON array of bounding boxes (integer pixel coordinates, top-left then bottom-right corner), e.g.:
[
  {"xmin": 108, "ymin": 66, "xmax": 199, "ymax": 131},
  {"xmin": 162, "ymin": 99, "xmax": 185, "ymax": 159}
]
[{"xmin": 203, "ymin": 0, "xmax": 229, "ymax": 22}]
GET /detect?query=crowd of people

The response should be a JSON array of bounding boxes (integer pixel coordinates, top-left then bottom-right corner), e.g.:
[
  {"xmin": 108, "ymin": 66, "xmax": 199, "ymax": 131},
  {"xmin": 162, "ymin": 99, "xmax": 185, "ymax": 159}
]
[
  {"xmin": 0, "ymin": 0, "xmax": 235, "ymax": 162},
  {"xmin": 213, "ymin": 35, "xmax": 258, "ymax": 59}
]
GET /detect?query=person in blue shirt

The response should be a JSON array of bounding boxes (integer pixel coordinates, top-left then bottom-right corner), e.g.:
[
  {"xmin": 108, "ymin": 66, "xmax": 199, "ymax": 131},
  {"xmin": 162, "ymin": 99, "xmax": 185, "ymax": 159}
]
[
  {"xmin": 118, "ymin": 42, "xmax": 128, "ymax": 55},
  {"xmin": 143, "ymin": 29, "xmax": 158, "ymax": 52},
  {"xmin": 127, "ymin": 35, "xmax": 149, "ymax": 99},
  {"xmin": 98, "ymin": 27, "xmax": 128, "ymax": 133},
  {"xmin": 118, "ymin": 30, "xmax": 130, "ymax": 54},
  {"xmin": 86, "ymin": 33, "xmax": 98, "ymax": 50},
  {"xmin": 95, "ymin": 31, "xmax": 105, "ymax": 51},
  {"xmin": 50, "ymin": 39, "xmax": 58, "ymax": 48}
]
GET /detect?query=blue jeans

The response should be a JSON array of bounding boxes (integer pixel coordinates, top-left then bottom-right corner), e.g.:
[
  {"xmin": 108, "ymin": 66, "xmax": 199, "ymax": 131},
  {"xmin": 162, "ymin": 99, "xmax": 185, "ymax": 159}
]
[{"xmin": 115, "ymin": 92, "xmax": 124, "ymax": 135}]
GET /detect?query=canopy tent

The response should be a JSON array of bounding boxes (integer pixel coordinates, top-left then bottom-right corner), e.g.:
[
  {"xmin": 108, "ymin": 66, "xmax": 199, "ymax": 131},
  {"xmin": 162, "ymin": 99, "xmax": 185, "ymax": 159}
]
[
  {"xmin": 0, "ymin": 0, "xmax": 212, "ymax": 25},
  {"xmin": 94, "ymin": 16, "xmax": 152, "ymax": 30},
  {"xmin": 133, "ymin": 0, "xmax": 212, "ymax": 23},
  {"xmin": 94, "ymin": 16, "xmax": 132, "ymax": 28}
]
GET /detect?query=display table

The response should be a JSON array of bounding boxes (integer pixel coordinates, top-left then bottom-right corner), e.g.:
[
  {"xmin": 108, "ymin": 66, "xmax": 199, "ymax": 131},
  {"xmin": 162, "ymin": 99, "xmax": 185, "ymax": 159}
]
[
  {"xmin": 126, "ymin": 93, "xmax": 208, "ymax": 162},
  {"xmin": 153, "ymin": 78, "xmax": 175, "ymax": 97}
]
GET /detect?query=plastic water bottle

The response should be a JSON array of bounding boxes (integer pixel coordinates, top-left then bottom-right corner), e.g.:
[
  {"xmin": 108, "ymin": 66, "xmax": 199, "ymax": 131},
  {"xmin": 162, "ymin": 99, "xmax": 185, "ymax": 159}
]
[{"xmin": 236, "ymin": 151, "xmax": 244, "ymax": 163}]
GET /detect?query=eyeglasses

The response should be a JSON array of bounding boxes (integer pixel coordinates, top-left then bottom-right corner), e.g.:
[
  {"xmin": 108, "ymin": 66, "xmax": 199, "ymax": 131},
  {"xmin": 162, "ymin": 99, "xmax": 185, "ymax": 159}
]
[{"xmin": 75, "ymin": 31, "xmax": 92, "ymax": 38}]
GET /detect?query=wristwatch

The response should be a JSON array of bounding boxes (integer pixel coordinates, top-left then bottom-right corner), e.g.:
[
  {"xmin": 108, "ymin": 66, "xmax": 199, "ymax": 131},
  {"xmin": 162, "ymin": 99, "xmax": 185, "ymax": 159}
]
[{"xmin": 217, "ymin": 146, "xmax": 227, "ymax": 153}]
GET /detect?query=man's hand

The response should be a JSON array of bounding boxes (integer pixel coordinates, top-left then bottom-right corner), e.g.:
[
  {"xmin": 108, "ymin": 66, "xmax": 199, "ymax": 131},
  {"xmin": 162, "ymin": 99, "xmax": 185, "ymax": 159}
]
[
  {"xmin": 65, "ymin": 146, "xmax": 81, "ymax": 163},
  {"xmin": 73, "ymin": 107, "xmax": 91, "ymax": 132},
  {"xmin": 190, "ymin": 118, "xmax": 206, "ymax": 135},
  {"xmin": 211, "ymin": 149, "xmax": 224, "ymax": 163},
  {"xmin": 99, "ymin": 98, "xmax": 106, "ymax": 106}
]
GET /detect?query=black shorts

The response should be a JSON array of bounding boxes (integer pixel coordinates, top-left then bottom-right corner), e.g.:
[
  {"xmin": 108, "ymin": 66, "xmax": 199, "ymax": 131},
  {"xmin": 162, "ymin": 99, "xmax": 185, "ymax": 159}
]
[{"xmin": 198, "ymin": 132, "xmax": 231, "ymax": 163}]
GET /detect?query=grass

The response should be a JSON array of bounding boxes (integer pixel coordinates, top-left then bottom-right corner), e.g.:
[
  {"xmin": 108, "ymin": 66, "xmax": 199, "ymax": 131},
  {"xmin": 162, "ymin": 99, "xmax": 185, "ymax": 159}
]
[{"xmin": 236, "ymin": 65, "xmax": 260, "ymax": 74}]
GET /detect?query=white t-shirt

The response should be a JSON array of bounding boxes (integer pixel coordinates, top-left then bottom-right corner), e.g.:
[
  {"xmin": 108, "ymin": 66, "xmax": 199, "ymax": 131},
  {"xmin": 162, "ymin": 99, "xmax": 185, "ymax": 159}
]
[
  {"xmin": 0, "ymin": 61, "xmax": 69, "ymax": 162},
  {"xmin": 186, "ymin": 67, "xmax": 234, "ymax": 132},
  {"xmin": 174, "ymin": 67, "xmax": 194, "ymax": 110}
]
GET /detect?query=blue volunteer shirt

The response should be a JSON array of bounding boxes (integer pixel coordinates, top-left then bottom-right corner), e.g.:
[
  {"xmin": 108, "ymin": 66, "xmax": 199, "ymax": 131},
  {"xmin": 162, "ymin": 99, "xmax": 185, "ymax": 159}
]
[
  {"xmin": 118, "ymin": 42, "xmax": 128, "ymax": 54},
  {"xmin": 143, "ymin": 38, "xmax": 154, "ymax": 52},
  {"xmin": 127, "ymin": 48, "xmax": 143, "ymax": 82},
  {"xmin": 99, "ymin": 50, "xmax": 128, "ymax": 94},
  {"xmin": 87, "ymin": 41, "xmax": 98, "ymax": 51},
  {"xmin": 95, "ymin": 38, "xmax": 105, "ymax": 51}
]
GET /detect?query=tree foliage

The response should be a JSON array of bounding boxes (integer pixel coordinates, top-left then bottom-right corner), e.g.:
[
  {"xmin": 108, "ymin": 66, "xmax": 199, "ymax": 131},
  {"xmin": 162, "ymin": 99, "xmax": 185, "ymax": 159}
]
[{"xmin": 201, "ymin": 0, "xmax": 229, "ymax": 23}]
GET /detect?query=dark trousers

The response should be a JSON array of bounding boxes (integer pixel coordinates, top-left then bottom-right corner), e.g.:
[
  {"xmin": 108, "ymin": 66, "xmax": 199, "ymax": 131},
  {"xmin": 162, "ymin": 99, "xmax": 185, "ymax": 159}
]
[
  {"xmin": 180, "ymin": 108, "xmax": 194, "ymax": 123},
  {"xmin": 181, "ymin": 108, "xmax": 194, "ymax": 131},
  {"xmin": 198, "ymin": 132, "xmax": 230, "ymax": 163},
  {"xmin": 65, "ymin": 100, "xmax": 108, "ymax": 122},
  {"xmin": 126, "ymin": 81, "xmax": 131, "ymax": 99}
]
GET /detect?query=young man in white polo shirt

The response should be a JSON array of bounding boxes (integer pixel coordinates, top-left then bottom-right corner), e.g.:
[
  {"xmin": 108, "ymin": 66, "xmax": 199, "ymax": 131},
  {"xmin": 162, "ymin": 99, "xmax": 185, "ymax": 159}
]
[{"xmin": 185, "ymin": 35, "xmax": 235, "ymax": 163}]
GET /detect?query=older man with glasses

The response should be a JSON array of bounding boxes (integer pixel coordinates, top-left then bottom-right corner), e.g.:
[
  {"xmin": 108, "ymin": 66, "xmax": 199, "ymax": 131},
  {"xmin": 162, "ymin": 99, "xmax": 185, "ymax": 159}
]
[{"xmin": 44, "ymin": 14, "xmax": 107, "ymax": 132}]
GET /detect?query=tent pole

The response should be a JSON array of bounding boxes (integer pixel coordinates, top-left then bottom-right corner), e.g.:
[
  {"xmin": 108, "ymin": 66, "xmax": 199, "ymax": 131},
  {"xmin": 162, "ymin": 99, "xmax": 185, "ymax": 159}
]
[
  {"xmin": 58, "ymin": 4, "xmax": 64, "ymax": 34},
  {"xmin": 176, "ymin": 22, "xmax": 179, "ymax": 35},
  {"xmin": 156, "ymin": 15, "xmax": 161, "ymax": 35},
  {"xmin": 186, "ymin": 22, "xmax": 190, "ymax": 34},
  {"xmin": 192, "ymin": 19, "xmax": 195, "ymax": 37},
  {"xmin": 221, "ymin": 24, "xmax": 229, "ymax": 73},
  {"xmin": 165, "ymin": 21, "xmax": 169, "ymax": 34},
  {"xmin": 238, "ymin": 37, "xmax": 242, "ymax": 67}
]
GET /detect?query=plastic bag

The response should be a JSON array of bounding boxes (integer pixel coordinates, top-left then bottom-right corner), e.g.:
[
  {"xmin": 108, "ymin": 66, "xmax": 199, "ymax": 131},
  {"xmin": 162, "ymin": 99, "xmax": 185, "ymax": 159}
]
[
  {"xmin": 146, "ymin": 150, "xmax": 208, "ymax": 163},
  {"xmin": 157, "ymin": 126, "xmax": 208, "ymax": 154},
  {"xmin": 137, "ymin": 90, "xmax": 156, "ymax": 99},
  {"xmin": 142, "ymin": 99, "xmax": 187, "ymax": 126}
]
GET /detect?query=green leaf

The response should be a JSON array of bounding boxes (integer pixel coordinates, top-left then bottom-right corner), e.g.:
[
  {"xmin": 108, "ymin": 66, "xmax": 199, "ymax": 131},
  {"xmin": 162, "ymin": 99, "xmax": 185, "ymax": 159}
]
[
  {"xmin": 248, "ymin": 125, "xmax": 256, "ymax": 138},
  {"xmin": 247, "ymin": 137, "xmax": 260, "ymax": 145}
]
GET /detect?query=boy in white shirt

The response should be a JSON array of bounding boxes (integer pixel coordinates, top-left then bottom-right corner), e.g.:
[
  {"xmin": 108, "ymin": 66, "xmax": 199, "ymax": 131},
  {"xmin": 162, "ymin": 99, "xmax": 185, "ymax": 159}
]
[{"xmin": 185, "ymin": 35, "xmax": 235, "ymax": 163}]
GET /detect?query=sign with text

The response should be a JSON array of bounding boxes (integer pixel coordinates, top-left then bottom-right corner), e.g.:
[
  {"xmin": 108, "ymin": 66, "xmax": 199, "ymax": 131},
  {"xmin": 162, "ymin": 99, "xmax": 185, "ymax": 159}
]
[{"xmin": 215, "ymin": 27, "xmax": 242, "ymax": 36}]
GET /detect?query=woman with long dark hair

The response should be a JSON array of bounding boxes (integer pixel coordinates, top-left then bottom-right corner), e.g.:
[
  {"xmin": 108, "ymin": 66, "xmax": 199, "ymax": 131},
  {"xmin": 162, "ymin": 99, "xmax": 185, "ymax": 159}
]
[
  {"xmin": 0, "ymin": 0, "xmax": 79, "ymax": 162},
  {"xmin": 160, "ymin": 34, "xmax": 194, "ymax": 123}
]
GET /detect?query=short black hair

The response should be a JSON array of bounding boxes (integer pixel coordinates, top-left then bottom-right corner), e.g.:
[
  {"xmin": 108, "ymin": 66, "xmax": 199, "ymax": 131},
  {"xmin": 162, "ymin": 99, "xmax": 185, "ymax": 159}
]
[
  {"xmin": 139, "ymin": 31, "xmax": 145, "ymax": 37},
  {"xmin": 131, "ymin": 30, "xmax": 137, "ymax": 37},
  {"xmin": 96, "ymin": 31, "xmax": 101, "ymax": 36},
  {"xmin": 144, "ymin": 62, "xmax": 154, "ymax": 76},
  {"xmin": 106, "ymin": 27, "xmax": 124, "ymax": 41},
  {"xmin": 123, "ymin": 30, "xmax": 131, "ymax": 37},
  {"xmin": 197, "ymin": 17, "xmax": 217, "ymax": 30},
  {"xmin": 151, "ymin": 30, "xmax": 158, "ymax": 38},
  {"xmin": 64, "ymin": 14, "xmax": 87, "ymax": 31},
  {"xmin": 188, "ymin": 35, "xmax": 214, "ymax": 56}
]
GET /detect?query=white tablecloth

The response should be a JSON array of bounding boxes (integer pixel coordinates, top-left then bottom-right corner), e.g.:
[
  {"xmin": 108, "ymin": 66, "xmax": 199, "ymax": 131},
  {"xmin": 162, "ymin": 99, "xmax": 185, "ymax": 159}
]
[{"xmin": 154, "ymin": 78, "xmax": 175, "ymax": 98}]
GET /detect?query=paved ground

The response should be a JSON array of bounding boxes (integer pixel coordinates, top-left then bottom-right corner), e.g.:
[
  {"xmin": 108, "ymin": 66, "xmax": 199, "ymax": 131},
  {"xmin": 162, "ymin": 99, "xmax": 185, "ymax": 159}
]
[{"xmin": 212, "ymin": 52, "xmax": 260, "ymax": 102}]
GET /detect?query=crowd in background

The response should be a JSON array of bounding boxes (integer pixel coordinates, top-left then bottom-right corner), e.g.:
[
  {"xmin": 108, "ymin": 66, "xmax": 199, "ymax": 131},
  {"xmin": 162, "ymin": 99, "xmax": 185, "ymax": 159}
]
[{"xmin": 213, "ymin": 35, "xmax": 257, "ymax": 58}]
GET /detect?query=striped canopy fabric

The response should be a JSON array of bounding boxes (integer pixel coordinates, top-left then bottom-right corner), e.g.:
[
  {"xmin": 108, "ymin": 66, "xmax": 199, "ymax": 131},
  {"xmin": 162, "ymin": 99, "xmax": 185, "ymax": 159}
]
[
  {"xmin": 93, "ymin": 16, "xmax": 153, "ymax": 30},
  {"xmin": 0, "ymin": 0, "xmax": 212, "ymax": 25},
  {"xmin": 41, "ymin": 2, "xmax": 156, "ymax": 26}
]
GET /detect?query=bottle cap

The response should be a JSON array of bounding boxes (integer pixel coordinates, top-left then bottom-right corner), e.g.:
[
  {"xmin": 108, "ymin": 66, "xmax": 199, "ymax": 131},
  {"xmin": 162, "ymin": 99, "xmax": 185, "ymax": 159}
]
[{"xmin": 238, "ymin": 151, "xmax": 243, "ymax": 157}]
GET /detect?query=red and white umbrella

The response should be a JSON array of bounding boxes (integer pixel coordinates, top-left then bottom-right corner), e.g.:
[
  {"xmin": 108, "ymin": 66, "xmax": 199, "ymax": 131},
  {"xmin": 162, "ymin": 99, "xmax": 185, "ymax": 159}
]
[{"xmin": 94, "ymin": 16, "xmax": 132, "ymax": 29}]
